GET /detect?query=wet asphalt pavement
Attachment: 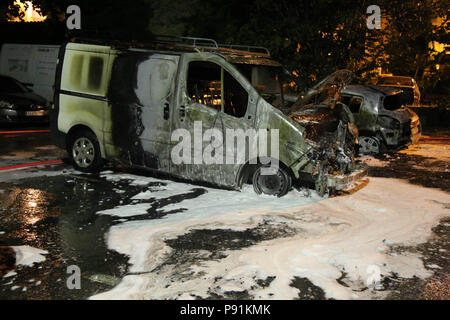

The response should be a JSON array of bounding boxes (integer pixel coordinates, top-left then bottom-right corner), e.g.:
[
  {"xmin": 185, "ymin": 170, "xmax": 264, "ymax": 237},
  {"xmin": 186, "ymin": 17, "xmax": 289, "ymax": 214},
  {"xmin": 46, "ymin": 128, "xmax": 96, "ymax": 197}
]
[{"xmin": 0, "ymin": 125, "xmax": 449, "ymax": 299}]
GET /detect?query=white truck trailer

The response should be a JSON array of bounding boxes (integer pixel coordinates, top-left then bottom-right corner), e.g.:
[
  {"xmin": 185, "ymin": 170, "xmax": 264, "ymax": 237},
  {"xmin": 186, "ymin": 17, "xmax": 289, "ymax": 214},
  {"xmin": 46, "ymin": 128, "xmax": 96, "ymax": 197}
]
[{"xmin": 0, "ymin": 43, "xmax": 60, "ymax": 102}]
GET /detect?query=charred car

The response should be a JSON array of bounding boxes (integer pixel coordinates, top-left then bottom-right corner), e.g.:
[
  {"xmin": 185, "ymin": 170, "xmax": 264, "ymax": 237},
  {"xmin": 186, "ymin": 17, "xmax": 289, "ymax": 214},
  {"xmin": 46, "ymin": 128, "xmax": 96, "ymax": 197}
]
[
  {"xmin": 51, "ymin": 37, "xmax": 366, "ymax": 197},
  {"xmin": 341, "ymin": 85, "xmax": 421, "ymax": 154},
  {"xmin": 0, "ymin": 75, "xmax": 49, "ymax": 124}
]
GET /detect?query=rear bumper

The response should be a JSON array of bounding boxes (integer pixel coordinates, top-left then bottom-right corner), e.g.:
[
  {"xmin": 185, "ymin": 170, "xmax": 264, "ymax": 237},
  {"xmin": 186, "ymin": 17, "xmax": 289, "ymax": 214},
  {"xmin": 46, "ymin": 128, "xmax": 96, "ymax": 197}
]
[{"xmin": 326, "ymin": 164, "xmax": 368, "ymax": 190}]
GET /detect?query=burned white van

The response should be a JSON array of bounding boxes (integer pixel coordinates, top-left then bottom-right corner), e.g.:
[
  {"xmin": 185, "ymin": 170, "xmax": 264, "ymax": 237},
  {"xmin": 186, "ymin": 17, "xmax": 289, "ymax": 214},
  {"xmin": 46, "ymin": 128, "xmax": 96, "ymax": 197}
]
[{"xmin": 51, "ymin": 37, "xmax": 366, "ymax": 196}]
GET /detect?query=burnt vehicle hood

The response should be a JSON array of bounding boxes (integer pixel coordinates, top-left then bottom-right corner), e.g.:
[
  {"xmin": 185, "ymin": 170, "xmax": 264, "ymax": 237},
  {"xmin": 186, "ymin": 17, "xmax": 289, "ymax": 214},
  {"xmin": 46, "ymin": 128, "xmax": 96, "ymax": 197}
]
[
  {"xmin": 0, "ymin": 92, "xmax": 48, "ymax": 109},
  {"xmin": 289, "ymin": 104, "xmax": 355, "ymax": 141},
  {"xmin": 288, "ymin": 70, "xmax": 356, "ymax": 140},
  {"xmin": 293, "ymin": 70, "xmax": 354, "ymax": 109}
]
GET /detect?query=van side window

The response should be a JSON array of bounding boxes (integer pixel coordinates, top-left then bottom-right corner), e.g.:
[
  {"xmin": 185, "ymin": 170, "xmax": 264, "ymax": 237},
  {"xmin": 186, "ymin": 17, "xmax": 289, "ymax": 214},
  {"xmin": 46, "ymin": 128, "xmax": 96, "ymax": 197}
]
[
  {"xmin": 89, "ymin": 57, "xmax": 104, "ymax": 90},
  {"xmin": 342, "ymin": 95, "xmax": 363, "ymax": 114},
  {"xmin": 67, "ymin": 54, "xmax": 105, "ymax": 94},
  {"xmin": 187, "ymin": 61, "xmax": 222, "ymax": 110},
  {"xmin": 187, "ymin": 61, "xmax": 249, "ymax": 118},
  {"xmin": 69, "ymin": 54, "xmax": 84, "ymax": 88},
  {"xmin": 223, "ymin": 69, "xmax": 248, "ymax": 118}
]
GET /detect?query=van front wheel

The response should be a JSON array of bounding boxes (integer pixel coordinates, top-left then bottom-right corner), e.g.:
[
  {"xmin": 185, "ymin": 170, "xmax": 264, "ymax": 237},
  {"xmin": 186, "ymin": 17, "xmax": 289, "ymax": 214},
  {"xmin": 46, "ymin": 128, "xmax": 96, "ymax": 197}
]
[
  {"xmin": 70, "ymin": 130, "xmax": 104, "ymax": 173},
  {"xmin": 252, "ymin": 165, "xmax": 292, "ymax": 197}
]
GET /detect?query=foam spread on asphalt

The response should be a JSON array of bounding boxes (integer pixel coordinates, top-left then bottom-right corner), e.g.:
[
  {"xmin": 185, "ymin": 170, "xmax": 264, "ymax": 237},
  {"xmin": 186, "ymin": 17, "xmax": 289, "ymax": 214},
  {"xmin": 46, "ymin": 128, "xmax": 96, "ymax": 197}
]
[{"xmin": 91, "ymin": 173, "xmax": 450, "ymax": 300}]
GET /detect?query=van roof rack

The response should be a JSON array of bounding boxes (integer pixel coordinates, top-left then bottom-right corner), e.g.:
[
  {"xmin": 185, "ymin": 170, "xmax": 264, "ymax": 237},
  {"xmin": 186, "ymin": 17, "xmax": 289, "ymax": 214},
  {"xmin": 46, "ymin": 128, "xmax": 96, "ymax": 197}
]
[
  {"xmin": 218, "ymin": 44, "xmax": 270, "ymax": 56},
  {"xmin": 69, "ymin": 36, "xmax": 271, "ymax": 58},
  {"xmin": 154, "ymin": 35, "xmax": 219, "ymax": 49}
]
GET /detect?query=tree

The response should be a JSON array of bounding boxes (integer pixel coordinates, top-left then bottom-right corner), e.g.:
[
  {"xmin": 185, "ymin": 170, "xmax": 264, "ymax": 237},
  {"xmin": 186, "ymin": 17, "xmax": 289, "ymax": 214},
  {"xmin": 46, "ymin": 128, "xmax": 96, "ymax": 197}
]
[
  {"xmin": 376, "ymin": 0, "xmax": 449, "ymax": 90},
  {"xmin": 180, "ymin": 0, "xmax": 373, "ymax": 89}
]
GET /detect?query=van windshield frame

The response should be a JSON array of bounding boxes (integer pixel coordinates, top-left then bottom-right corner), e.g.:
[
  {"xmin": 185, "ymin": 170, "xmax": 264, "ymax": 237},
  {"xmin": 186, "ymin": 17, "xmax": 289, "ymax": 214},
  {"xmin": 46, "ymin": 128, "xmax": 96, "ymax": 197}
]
[{"xmin": 232, "ymin": 63, "xmax": 287, "ymax": 108}]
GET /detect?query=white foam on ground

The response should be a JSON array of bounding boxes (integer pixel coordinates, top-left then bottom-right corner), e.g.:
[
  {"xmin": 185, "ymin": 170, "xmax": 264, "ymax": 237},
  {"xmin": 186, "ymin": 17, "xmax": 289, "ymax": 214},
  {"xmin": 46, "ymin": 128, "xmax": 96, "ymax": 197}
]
[
  {"xmin": 91, "ymin": 174, "xmax": 449, "ymax": 300},
  {"xmin": 97, "ymin": 173, "xmax": 321, "ymax": 220},
  {"xmin": 11, "ymin": 246, "xmax": 48, "ymax": 267}
]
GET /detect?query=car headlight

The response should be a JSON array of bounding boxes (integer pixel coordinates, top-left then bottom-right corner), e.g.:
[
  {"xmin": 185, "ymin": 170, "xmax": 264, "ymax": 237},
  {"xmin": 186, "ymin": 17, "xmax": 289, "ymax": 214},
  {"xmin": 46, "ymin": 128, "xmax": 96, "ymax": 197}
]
[
  {"xmin": 0, "ymin": 101, "xmax": 14, "ymax": 109},
  {"xmin": 378, "ymin": 116, "xmax": 399, "ymax": 129}
]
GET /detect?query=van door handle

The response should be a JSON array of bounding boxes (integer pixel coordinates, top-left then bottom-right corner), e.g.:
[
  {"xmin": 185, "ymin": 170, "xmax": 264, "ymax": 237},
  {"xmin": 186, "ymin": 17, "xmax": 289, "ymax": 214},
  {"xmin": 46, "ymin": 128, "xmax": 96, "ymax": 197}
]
[
  {"xmin": 163, "ymin": 102, "xmax": 170, "ymax": 120},
  {"xmin": 179, "ymin": 105, "xmax": 186, "ymax": 118}
]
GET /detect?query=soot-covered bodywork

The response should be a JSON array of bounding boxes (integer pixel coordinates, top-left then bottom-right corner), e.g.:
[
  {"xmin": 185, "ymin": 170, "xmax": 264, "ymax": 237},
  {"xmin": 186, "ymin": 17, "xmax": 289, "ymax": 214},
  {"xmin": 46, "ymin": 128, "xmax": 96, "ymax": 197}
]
[
  {"xmin": 341, "ymin": 85, "xmax": 421, "ymax": 154},
  {"xmin": 52, "ymin": 41, "xmax": 367, "ymax": 196},
  {"xmin": 108, "ymin": 51, "xmax": 179, "ymax": 172}
]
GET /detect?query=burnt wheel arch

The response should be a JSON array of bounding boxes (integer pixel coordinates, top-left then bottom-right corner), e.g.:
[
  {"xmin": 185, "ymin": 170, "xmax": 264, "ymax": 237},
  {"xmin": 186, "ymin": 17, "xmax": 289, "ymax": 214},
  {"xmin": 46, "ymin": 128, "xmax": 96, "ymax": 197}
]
[{"xmin": 236, "ymin": 158, "xmax": 294, "ymax": 188}]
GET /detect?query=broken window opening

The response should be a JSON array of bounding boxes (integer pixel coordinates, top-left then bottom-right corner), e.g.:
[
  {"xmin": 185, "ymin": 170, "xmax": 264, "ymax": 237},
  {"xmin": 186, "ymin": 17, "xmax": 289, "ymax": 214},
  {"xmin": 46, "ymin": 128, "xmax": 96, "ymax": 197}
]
[
  {"xmin": 383, "ymin": 94, "xmax": 404, "ymax": 111},
  {"xmin": 223, "ymin": 68, "xmax": 248, "ymax": 118},
  {"xmin": 342, "ymin": 95, "xmax": 363, "ymax": 114},
  {"xmin": 187, "ymin": 61, "xmax": 222, "ymax": 111},
  {"xmin": 88, "ymin": 57, "xmax": 104, "ymax": 90},
  {"xmin": 187, "ymin": 61, "xmax": 249, "ymax": 118}
]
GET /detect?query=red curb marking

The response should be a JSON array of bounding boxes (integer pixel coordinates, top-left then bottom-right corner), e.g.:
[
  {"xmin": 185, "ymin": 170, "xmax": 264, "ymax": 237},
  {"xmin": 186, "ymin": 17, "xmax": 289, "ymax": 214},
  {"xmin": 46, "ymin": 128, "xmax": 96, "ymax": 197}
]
[
  {"xmin": 0, "ymin": 130, "xmax": 50, "ymax": 134},
  {"xmin": 0, "ymin": 159, "xmax": 63, "ymax": 171}
]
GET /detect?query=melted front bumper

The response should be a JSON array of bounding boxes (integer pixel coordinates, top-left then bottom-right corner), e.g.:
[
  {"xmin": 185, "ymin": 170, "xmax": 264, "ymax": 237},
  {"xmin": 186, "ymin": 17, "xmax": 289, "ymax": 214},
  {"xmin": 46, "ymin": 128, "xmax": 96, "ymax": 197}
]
[{"xmin": 326, "ymin": 164, "xmax": 368, "ymax": 190}]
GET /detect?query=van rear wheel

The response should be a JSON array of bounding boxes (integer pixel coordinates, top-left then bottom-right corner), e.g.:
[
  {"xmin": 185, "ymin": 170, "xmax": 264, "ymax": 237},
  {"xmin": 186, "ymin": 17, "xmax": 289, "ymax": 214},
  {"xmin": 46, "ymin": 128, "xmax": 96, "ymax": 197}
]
[
  {"xmin": 252, "ymin": 165, "xmax": 291, "ymax": 197},
  {"xmin": 70, "ymin": 130, "xmax": 104, "ymax": 173}
]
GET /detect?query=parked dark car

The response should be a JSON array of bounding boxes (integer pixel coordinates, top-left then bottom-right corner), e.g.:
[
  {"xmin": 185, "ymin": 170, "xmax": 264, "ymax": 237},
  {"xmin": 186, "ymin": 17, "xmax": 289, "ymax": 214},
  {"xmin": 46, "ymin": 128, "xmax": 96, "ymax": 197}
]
[
  {"xmin": 0, "ymin": 75, "xmax": 49, "ymax": 124},
  {"xmin": 376, "ymin": 75, "xmax": 421, "ymax": 107}
]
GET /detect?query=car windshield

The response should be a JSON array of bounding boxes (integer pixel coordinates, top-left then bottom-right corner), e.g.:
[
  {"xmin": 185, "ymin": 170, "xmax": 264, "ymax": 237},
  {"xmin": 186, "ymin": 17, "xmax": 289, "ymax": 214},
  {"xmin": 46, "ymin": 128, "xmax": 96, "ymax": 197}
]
[
  {"xmin": 0, "ymin": 76, "xmax": 29, "ymax": 93},
  {"xmin": 233, "ymin": 64, "xmax": 284, "ymax": 106},
  {"xmin": 378, "ymin": 77, "xmax": 413, "ymax": 87}
]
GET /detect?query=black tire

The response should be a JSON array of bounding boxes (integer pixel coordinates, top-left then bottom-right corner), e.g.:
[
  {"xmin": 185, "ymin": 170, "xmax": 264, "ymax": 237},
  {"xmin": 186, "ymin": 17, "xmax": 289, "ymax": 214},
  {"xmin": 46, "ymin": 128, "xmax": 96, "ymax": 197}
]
[
  {"xmin": 358, "ymin": 136, "xmax": 380, "ymax": 155},
  {"xmin": 252, "ymin": 165, "xmax": 292, "ymax": 197},
  {"xmin": 69, "ymin": 129, "xmax": 104, "ymax": 173}
]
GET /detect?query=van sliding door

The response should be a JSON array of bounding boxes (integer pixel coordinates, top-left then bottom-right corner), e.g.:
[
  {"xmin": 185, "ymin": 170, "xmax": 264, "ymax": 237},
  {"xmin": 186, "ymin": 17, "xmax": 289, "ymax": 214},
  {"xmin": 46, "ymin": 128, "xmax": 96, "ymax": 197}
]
[{"xmin": 108, "ymin": 52, "xmax": 179, "ymax": 171}]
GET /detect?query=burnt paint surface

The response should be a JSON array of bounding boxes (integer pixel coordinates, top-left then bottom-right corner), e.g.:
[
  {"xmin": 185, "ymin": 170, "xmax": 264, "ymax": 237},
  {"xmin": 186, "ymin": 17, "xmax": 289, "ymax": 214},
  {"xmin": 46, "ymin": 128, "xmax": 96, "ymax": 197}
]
[{"xmin": 66, "ymin": 46, "xmax": 361, "ymax": 192}]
